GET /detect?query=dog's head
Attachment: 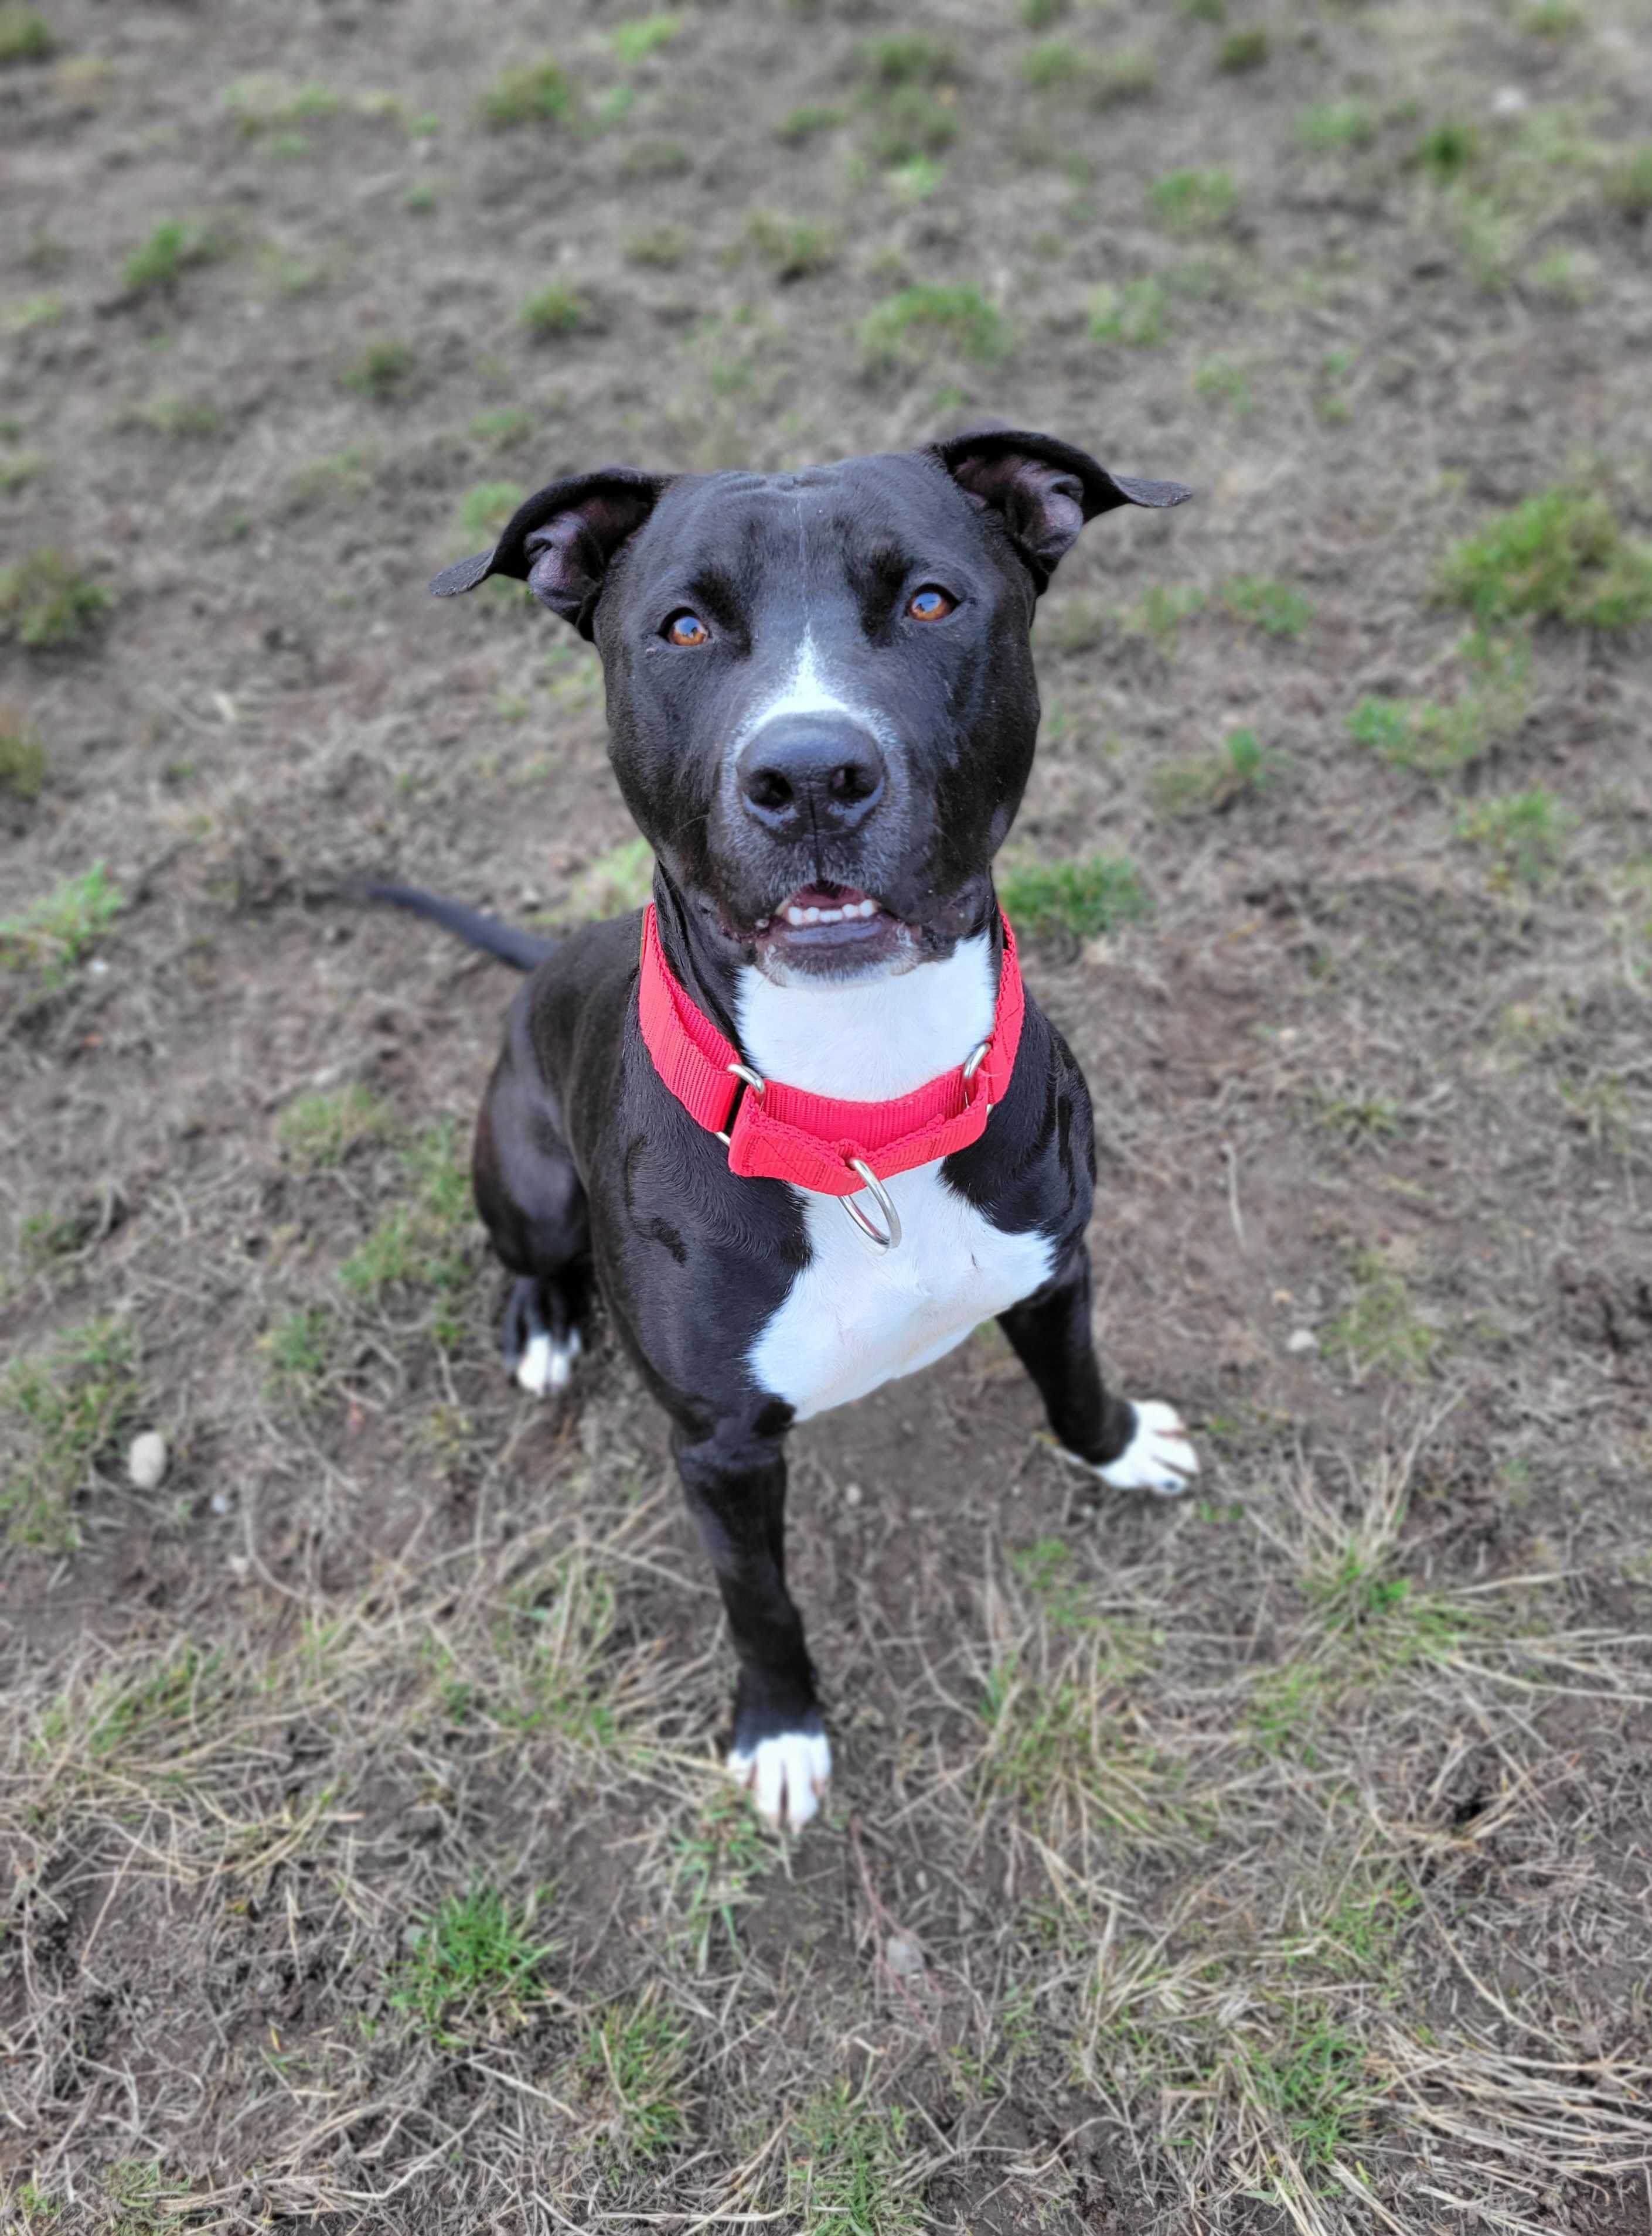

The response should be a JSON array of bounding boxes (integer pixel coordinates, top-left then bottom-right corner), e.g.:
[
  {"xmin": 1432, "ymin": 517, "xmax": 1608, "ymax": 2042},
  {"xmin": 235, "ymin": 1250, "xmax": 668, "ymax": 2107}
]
[{"xmin": 433, "ymin": 429, "xmax": 1189, "ymax": 982}]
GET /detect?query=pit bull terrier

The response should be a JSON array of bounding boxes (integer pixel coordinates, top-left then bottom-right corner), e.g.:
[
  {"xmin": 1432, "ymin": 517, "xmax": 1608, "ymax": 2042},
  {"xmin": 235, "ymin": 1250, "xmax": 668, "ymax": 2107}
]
[{"xmin": 369, "ymin": 425, "xmax": 1198, "ymax": 1832}]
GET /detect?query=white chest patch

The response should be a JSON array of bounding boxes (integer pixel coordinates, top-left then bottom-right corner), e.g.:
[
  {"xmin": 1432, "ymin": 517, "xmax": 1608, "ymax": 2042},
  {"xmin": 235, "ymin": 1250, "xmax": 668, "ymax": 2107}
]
[{"xmin": 738, "ymin": 939, "xmax": 1055, "ymax": 1422}]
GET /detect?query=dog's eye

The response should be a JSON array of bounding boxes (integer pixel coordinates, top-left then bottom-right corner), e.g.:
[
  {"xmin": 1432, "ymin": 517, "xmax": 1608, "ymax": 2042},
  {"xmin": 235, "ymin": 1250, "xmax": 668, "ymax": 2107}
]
[
  {"xmin": 907, "ymin": 586, "xmax": 956, "ymax": 622},
  {"xmin": 664, "ymin": 611, "xmax": 710, "ymax": 647}
]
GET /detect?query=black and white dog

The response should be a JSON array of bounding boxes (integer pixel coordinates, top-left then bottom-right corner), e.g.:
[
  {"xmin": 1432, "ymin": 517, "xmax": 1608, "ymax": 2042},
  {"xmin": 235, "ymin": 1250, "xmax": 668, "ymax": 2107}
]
[{"xmin": 372, "ymin": 427, "xmax": 1199, "ymax": 1833}]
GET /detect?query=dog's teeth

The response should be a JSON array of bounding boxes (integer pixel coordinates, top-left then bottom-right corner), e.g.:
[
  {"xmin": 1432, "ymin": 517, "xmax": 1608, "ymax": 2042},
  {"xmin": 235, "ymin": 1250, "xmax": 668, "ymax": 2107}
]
[
  {"xmin": 755, "ymin": 918, "xmax": 770, "ymax": 930},
  {"xmin": 786, "ymin": 906, "xmax": 806, "ymax": 926},
  {"xmin": 856, "ymin": 898, "xmax": 878, "ymax": 918},
  {"xmin": 803, "ymin": 906, "xmax": 822, "ymax": 924},
  {"xmin": 818, "ymin": 907, "xmax": 842, "ymax": 923}
]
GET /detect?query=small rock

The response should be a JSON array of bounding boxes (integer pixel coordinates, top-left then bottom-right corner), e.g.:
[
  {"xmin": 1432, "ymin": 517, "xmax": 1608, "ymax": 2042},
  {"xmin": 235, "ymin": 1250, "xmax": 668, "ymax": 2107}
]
[
  {"xmin": 843, "ymin": 1481, "xmax": 863, "ymax": 1508},
  {"xmin": 209, "ymin": 1490, "xmax": 231, "ymax": 1516},
  {"xmin": 1286, "ymin": 1328, "xmax": 1319, "ymax": 1355},
  {"xmin": 1491, "ymin": 86, "xmax": 1528, "ymax": 117},
  {"xmin": 884, "ymin": 1933, "xmax": 924, "ymax": 1979},
  {"xmin": 127, "ymin": 1431, "xmax": 169, "ymax": 1490}
]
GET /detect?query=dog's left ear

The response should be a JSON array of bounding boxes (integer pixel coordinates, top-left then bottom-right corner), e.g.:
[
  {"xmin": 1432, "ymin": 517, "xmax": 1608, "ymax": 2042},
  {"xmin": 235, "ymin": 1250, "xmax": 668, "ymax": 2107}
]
[
  {"xmin": 929, "ymin": 427, "xmax": 1191, "ymax": 592},
  {"xmin": 430, "ymin": 466, "xmax": 674, "ymax": 637}
]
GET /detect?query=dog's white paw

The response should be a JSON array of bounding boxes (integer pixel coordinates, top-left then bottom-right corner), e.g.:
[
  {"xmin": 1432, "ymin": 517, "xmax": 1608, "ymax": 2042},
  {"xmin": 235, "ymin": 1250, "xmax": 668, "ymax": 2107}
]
[
  {"xmin": 727, "ymin": 1727, "xmax": 832, "ymax": 1835},
  {"xmin": 515, "ymin": 1327, "xmax": 581, "ymax": 1397},
  {"xmin": 1063, "ymin": 1400, "xmax": 1199, "ymax": 1499}
]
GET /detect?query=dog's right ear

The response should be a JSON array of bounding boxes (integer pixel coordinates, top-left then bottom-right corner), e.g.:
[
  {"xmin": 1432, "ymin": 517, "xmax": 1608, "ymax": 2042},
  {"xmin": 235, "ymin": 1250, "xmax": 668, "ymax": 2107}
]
[{"xmin": 430, "ymin": 468, "xmax": 673, "ymax": 638}]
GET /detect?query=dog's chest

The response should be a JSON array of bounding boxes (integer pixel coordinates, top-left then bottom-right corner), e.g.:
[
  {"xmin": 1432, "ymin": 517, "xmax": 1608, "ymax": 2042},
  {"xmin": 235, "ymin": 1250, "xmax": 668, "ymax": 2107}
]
[{"xmin": 735, "ymin": 940, "xmax": 1055, "ymax": 1423}]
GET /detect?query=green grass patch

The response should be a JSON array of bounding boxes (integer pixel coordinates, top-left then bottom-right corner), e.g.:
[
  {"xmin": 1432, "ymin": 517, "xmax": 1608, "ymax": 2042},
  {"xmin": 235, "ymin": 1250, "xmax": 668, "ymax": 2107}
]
[
  {"xmin": 856, "ymin": 30, "xmax": 957, "ymax": 87},
  {"xmin": 457, "ymin": 480, "xmax": 525, "ymax": 543},
  {"xmin": 262, "ymin": 1304, "xmax": 339, "ymax": 1405},
  {"xmin": 611, "ymin": 12, "xmax": 681, "ymax": 64},
  {"xmin": 1297, "ymin": 100, "xmax": 1377, "ymax": 151},
  {"xmin": 1221, "ymin": 575, "xmax": 1312, "ymax": 638},
  {"xmin": 624, "ymin": 222, "xmax": 690, "ymax": 268},
  {"xmin": 1456, "ymin": 785, "xmax": 1571, "ymax": 885},
  {"xmin": 1, "ymin": 1317, "xmax": 139, "ymax": 1551},
  {"xmin": 123, "ymin": 219, "xmax": 226, "ymax": 299},
  {"xmin": 0, "ymin": 4, "xmax": 54, "ymax": 64},
  {"xmin": 1240, "ymin": 2022, "xmax": 1367, "ymax": 2169},
  {"xmin": 861, "ymin": 84, "xmax": 958, "ymax": 165},
  {"xmin": 282, "ymin": 443, "xmax": 380, "ymax": 515},
  {"xmin": 567, "ymin": 836, "xmax": 655, "ymax": 919},
  {"xmin": 619, "ymin": 135, "xmax": 690, "ymax": 179},
  {"xmin": 665, "ymin": 1786, "xmax": 771, "ymax": 1971},
  {"xmin": 747, "ymin": 211, "xmax": 837, "ymax": 281},
  {"xmin": 1147, "ymin": 166, "xmax": 1237, "ymax": 232},
  {"xmin": 521, "ymin": 281, "xmax": 588, "ymax": 339},
  {"xmin": 499, "ymin": 1550, "xmax": 627, "ymax": 1750},
  {"xmin": 1438, "ymin": 487, "xmax": 1652, "ymax": 632},
  {"xmin": 1150, "ymin": 727, "xmax": 1279, "ymax": 817},
  {"xmin": 0, "ymin": 862, "xmax": 122, "ymax": 989},
  {"xmin": 1416, "ymin": 118, "xmax": 1478, "ymax": 183},
  {"xmin": 338, "ymin": 1123, "xmax": 476, "ymax": 1345},
  {"xmin": 1346, "ymin": 631, "xmax": 1528, "ymax": 777},
  {"xmin": 1193, "ymin": 356, "xmax": 1254, "ymax": 417},
  {"xmin": 0, "ymin": 711, "xmax": 46, "ymax": 799},
  {"xmin": 774, "ymin": 102, "xmax": 843, "ymax": 145},
  {"xmin": 128, "ymin": 394, "xmax": 224, "ymax": 439},
  {"xmin": 391, "ymin": 1885, "xmax": 557, "ymax": 2046},
  {"xmin": 3, "ymin": 291, "xmax": 65, "ymax": 334},
  {"xmin": 0, "ymin": 548, "xmax": 110, "ymax": 650},
  {"xmin": 1216, "ymin": 27, "xmax": 1268, "ymax": 71},
  {"xmin": 1021, "ymin": 40, "xmax": 1156, "ymax": 106},
  {"xmin": 860, "ymin": 282, "xmax": 1009, "ymax": 375},
  {"xmin": 479, "ymin": 57, "xmax": 575, "ymax": 129},
  {"xmin": 1325, "ymin": 1250, "xmax": 1436, "ymax": 1382},
  {"xmin": 787, "ymin": 2084, "xmax": 921, "ymax": 2234},
  {"xmin": 577, "ymin": 1991, "xmax": 692, "ymax": 2166},
  {"xmin": 276, "ymin": 1084, "xmax": 393, "ymax": 1170},
  {"xmin": 998, "ymin": 854, "xmax": 1148, "ymax": 943},
  {"xmin": 1607, "ymin": 144, "xmax": 1652, "ymax": 220},
  {"xmin": 470, "ymin": 404, "xmax": 536, "ymax": 453},
  {"xmin": 340, "ymin": 338, "xmax": 421, "ymax": 403},
  {"xmin": 1088, "ymin": 277, "xmax": 1167, "ymax": 346},
  {"xmin": 0, "ymin": 446, "xmax": 45, "ymax": 492},
  {"xmin": 1125, "ymin": 581, "xmax": 1206, "ymax": 643}
]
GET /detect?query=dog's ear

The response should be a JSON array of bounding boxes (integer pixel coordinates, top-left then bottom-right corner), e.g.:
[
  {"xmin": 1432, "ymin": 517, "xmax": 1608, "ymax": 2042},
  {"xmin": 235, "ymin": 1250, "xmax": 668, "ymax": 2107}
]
[
  {"xmin": 929, "ymin": 426, "xmax": 1191, "ymax": 592},
  {"xmin": 431, "ymin": 467, "xmax": 673, "ymax": 636}
]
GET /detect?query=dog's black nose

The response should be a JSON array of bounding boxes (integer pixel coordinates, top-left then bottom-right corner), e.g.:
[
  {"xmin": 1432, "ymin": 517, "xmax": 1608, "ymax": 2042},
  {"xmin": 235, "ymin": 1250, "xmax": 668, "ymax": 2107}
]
[{"xmin": 736, "ymin": 716, "xmax": 886, "ymax": 837}]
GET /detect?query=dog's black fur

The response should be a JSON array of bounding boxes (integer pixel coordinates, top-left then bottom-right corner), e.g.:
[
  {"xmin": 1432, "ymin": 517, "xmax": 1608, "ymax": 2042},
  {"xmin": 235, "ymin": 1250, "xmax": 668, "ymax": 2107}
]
[{"xmin": 370, "ymin": 428, "xmax": 1195, "ymax": 1829}]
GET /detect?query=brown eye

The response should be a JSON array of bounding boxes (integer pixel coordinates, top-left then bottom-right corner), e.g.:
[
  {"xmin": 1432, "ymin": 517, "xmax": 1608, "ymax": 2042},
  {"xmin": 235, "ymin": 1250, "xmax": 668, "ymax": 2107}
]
[
  {"xmin": 907, "ymin": 586, "xmax": 956, "ymax": 622},
  {"xmin": 665, "ymin": 611, "xmax": 710, "ymax": 647}
]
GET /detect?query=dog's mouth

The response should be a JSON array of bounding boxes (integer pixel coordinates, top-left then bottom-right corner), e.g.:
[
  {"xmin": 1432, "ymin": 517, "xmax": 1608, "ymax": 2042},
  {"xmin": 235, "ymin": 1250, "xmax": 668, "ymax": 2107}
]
[{"xmin": 745, "ymin": 881, "xmax": 901, "ymax": 963}]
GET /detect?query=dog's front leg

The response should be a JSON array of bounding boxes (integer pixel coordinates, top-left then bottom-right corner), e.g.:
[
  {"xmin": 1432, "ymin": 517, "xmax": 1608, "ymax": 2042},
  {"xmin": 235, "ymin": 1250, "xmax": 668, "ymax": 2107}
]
[
  {"xmin": 673, "ymin": 1417, "xmax": 829, "ymax": 1834},
  {"xmin": 999, "ymin": 1247, "xmax": 1199, "ymax": 1499}
]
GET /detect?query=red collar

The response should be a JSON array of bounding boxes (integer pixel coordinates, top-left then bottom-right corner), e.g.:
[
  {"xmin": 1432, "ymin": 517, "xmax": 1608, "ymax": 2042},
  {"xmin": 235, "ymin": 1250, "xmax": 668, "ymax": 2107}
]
[{"xmin": 636, "ymin": 904, "xmax": 1025, "ymax": 1199}]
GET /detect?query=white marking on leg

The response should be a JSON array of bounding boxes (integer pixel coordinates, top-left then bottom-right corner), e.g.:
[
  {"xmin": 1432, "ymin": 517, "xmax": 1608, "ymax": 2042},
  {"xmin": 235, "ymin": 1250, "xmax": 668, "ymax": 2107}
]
[
  {"xmin": 726, "ymin": 1726, "xmax": 832, "ymax": 1834},
  {"xmin": 515, "ymin": 1327, "xmax": 581, "ymax": 1397},
  {"xmin": 1061, "ymin": 1400, "xmax": 1200, "ymax": 1498}
]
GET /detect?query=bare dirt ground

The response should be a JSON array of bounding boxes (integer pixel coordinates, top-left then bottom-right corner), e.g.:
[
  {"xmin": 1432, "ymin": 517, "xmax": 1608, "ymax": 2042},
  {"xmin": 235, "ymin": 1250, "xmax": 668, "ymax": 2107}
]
[{"xmin": 4, "ymin": 1, "xmax": 1652, "ymax": 2230}]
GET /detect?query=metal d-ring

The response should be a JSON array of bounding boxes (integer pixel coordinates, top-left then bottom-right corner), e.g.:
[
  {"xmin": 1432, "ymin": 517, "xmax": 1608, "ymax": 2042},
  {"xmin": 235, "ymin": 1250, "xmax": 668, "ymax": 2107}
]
[
  {"xmin": 962, "ymin": 1039, "xmax": 992, "ymax": 1084},
  {"xmin": 839, "ymin": 1157, "xmax": 902, "ymax": 1253},
  {"xmin": 716, "ymin": 1062, "xmax": 767, "ymax": 1147}
]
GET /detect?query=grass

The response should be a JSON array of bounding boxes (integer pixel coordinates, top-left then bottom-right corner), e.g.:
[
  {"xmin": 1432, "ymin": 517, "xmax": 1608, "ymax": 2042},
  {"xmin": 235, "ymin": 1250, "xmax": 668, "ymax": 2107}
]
[
  {"xmin": 1021, "ymin": 40, "xmax": 1156, "ymax": 106},
  {"xmin": 1221, "ymin": 575, "xmax": 1312, "ymax": 638},
  {"xmin": 128, "ymin": 394, "xmax": 223, "ymax": 439},
  {"xmin": 0, "ymin": 3, "xmax": 53, "ymax": 64},
  {"xmin": 339, "ymin": 338, "xmax": 421, "ymax": 403},
  {"xmin": 746, "ymin": 211, "xmax": 837, "ymax": 281},
  {"xmin": 997, "ymin": 853, "xmax": 1148, "ymax": 942},
  {"xmin": 122, "ymin": 218, "xmax": 226, "ymax": 299},
  {"xmin": 521, "ymin": 281, "xmax": 588, "ymax": 338},
  {"xmin": 0, "ymin": 548, "xmax": 110, "ymax": 650},
  {"xmin": 861, "ymin": 84, "xmax": 957, "ymax": 165},
  {"xmin": 1126, "ymin": 581, "xmax": 1205, "ymax": 643},
  {"xmin": 275, "ymin": 1084, "xmax": 393, "ymax": 1169},
  {"xmin": 774, "ymin": 102, "xmax": 843, "ymax": 145},
  {"xmin": 624, "ymin": 222, "xmax": 690, "ymax": 268},
  {"xmin": 568, "ymin": 836, "xmax": 655, "ymax": 919},
  {"xmin": 787, "ymin": 2084, "xmax": 921, "ymax": 2235},
  {"xmin": 665, "ymin": 1787, "xmax": 771, "ymax": 1972},
  {"xmin": 856, "ymin": 30, "xmax": 956, "ymax": 87},
  {"xmin": 1193, "ymin": 356, "xmax": 1253, "ymax": 417},
  {"xmin": 577, "ymin": 1992, "xmax": 692, "ymax": 2166},
  {"xmin": 471, "ymin": 404, "xmax": 536, "ymax": 452},
  {"xmin": 337, "ymin": 1122, "xmax": 478, "ymax": 1348},
  {"xmin": 282, "ymin": 443, "xmax": 380, "ymax": 515},
  {"xmin": 1324, "ymin": 1250, "xmax": 1437, "ymax": 1381},
  {"xmin": 1217, "ymin": 27, "xmax": 1268, "ymax": 70},
  {"xmin": 390, "ymin": 1884, "xmax": 557, "ymax": 2046},
  {"xmin": 457, "ymin": 480, "xmax": 525, "ymax": 543},
  {"xmin": 1, "ymin": 1317, "xmax": 139, "ymax": 1550},
  {"xmin": 479, "ymin": 57, "xmax": 575, "ymax": 129},
  {"xmin": 1146, "ymin": 166, "xmax": 1237, "ymax": 232},
  {"xmin": 1298, "ymin": 100, "xmax": 1377, "ymax": 150},
  {"xmin": 0, "ymin": 862, "xmax": 123, "ymax": 988},
  {"xmin": 860, "ymin": 283, "xmax": 1009, "ymax": 375},
  {"xmin": 1150, "ymin": 727, "xmax": 1279, "ymax": 816},
  {"xmin": 1088, "ymin": 277, "xmax": 1167, "ymax": 346},
  {"xmin": 1438, "ymin": 486, "xmax": 1652, "ymax": 632},
  {"xmin": 1456, "ymin": 786, "xmax": 1571, "ymax": 885},
  {"xmin": 1607, "ymin": 143, "xmax": 1652, "ymax": 219},
  {"xmin": 612, "ymin": 12, "xmax": 681, "ymax": 64},
  {"xmin": 1346, "ymin": 630, "xmax": 1529, "ymax": 776},
  {"xmin": 0, "ymin": 710, "xmax": 47, "ymax": 799}
]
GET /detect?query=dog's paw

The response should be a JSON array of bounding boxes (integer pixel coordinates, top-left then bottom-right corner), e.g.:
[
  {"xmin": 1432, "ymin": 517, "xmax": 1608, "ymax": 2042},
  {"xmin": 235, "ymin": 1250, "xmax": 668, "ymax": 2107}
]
[
  {"xmin": 727, "ymin": 1726, "xmax": 832, "ymax": 1835},
  {"xmin": 515, "ymin": 1326, "xmax": 581, "ymax": 1397},
  {"xmin": 1062, "ymin": 1401, "xmax": 1199, "ymax": 1499}
]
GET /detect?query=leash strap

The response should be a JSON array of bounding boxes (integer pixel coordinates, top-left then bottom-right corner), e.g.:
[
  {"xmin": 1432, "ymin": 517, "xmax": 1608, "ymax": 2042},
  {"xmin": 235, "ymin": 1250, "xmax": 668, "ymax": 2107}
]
[{"xmin": 636, "ymin": 904, "xmax": 1024, "ymax": 1198}]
